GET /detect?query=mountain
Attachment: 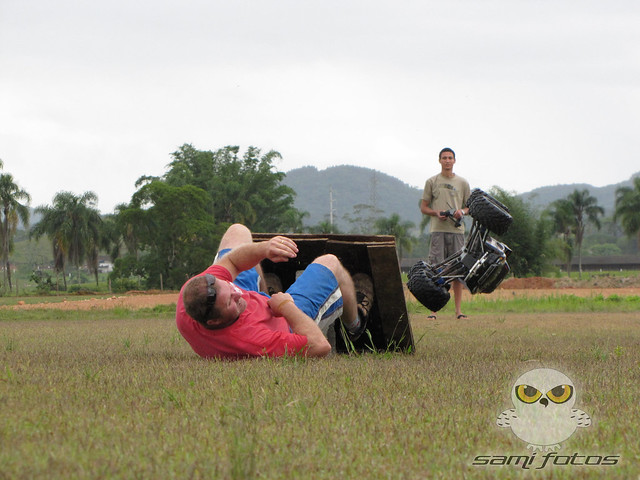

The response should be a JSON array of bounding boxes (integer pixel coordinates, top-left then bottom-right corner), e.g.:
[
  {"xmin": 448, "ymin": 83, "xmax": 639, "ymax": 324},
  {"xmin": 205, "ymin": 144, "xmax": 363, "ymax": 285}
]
[
  {"xmin": 283, "ymin": 166, "xmax": 640, "ymax": 229},
  {"xmin": 520, "ymin": 173, "xmax": 639, "ymax": 215},
  {"xmin": 282, "ymin": 165, "xmax": 425, "ymax": 230}
]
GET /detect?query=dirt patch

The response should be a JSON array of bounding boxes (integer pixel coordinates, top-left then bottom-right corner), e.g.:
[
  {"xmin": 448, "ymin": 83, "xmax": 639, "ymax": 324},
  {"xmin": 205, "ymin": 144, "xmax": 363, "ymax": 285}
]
[
  {"xmin": 499, "ymin": 275, "xmax": 640, "ymax": 290},
  {"xmin": 499, "ymin": 277, "xmax": 555, "ymax": 289},
  {"xmin": 404, "ymin": 277, "xmax": 640, "ymax": 303},
  {"xmin": 477, "ymin": 287, "xmax": 640, "ymax": 300},
  {"xmin": 3, "ymin": 293, "xmax": 179, "ymax": 311},
  {"xmin": 553, "ymin": 275, "xmax": 640, "ymax": 288}
]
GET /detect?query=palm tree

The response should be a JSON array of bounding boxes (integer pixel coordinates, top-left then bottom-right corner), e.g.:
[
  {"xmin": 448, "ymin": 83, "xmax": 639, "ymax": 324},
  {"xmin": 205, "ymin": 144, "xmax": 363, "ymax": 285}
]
[
  {"xmin": 85, "ymin": 208, "xmax": 105, "ymax": 287},
  {"xmin": 562, "ymin": 189, "xmax": 604, "ymax": 278},
  {"xmin": 547, "ymin": 198, "xmax": 575, "ymax": 276},
  {"xmin": 374, "ymin": 213, "xmax": 416, "ymax": 262},
  {"xmin": 307, "ymin": 220, "xmax": 341, "ymax": 234},
  {"xmin": 548, "ymin": 190, "xmax": 604, "ymax": 278},
  {"xmin": 614, "ymin": 176, "xmax": 640, "ymax": 248},
  {"xmin": 0, "ymin": 174, "xmax": 31, "ymax": 292},
  {"xmin": 568, "ymin": 189, "xmax": 604, "ymax": 278},
  {"xmin": 31, "ymin": 191, "xmax": 102, "ymax": 288}
]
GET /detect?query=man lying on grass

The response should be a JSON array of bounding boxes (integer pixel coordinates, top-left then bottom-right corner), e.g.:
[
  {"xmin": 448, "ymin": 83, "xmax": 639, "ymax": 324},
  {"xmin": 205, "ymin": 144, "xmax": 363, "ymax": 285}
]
[{"xmin": 176, "ymin": 223, "xmax": 373, "ymax": 359}]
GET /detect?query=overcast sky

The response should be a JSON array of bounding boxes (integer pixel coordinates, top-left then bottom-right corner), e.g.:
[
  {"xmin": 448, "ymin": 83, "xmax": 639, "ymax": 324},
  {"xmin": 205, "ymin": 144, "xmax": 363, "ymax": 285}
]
[{"xmin": 1, "ymin": 0, "xmax": 638, "ymax": 215}]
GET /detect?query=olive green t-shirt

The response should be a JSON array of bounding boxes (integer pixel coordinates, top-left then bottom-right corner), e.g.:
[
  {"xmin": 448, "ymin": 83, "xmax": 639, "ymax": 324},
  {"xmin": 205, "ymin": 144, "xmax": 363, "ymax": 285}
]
[{"xmin": 422, "ymin": 173, "xmax": 471, "ymax": 233}]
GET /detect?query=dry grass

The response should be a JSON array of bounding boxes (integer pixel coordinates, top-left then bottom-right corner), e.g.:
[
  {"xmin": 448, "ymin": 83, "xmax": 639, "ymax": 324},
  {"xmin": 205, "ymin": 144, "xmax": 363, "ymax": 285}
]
[{"xmin": 1, "ymin": 305, "xmax": 639, "ymax": 479}]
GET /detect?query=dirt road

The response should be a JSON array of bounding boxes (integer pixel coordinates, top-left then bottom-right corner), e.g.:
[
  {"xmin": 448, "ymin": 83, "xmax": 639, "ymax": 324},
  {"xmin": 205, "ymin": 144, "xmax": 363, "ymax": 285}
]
[{"xmin": 3, "ymin": 293, "xmax": 180, "ymax": 311}]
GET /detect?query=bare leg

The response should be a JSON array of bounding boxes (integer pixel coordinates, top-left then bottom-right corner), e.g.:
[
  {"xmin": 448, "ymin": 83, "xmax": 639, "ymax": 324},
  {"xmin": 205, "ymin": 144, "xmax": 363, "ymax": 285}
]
[
  {"xmin": 218, "ymin": 223, "xmax": 253, "ymax": 251},
  {"xmin": 311, "ymin": 254, "xmax": 357, "ymax": 325},
  {"xmin": 216, "ymin": 224, "xmax": 266, "ymax": 289},
  {"xmin": 453, "ymin": 280, "xmax": 463, "ymax": 317}
]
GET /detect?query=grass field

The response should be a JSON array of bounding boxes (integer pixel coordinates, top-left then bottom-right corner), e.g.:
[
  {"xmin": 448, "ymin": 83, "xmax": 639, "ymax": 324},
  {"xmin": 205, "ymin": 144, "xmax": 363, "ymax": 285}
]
[{"xmin": 1, "ymin": 294, "xmax": 639, "ymax": 479}]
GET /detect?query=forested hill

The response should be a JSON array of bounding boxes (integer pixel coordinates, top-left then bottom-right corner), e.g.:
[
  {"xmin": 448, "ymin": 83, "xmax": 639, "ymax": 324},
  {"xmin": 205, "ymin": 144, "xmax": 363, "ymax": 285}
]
[
  {"xmin": 282, "ymin": 165, "xmax": 425, "ymax": 230},
  {"xmin": 283, "ymin": 165, "xmax": 640, "ymax": 230},
  {"xmin": 521, "ymin": 174, "xmax": 639, "ymax": 215}
]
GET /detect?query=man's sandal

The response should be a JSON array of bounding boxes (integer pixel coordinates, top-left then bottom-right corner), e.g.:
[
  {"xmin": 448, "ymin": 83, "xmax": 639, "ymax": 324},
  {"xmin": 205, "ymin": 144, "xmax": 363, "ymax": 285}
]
[
  {"xmin": 427, "ymin": 314, "xmax": 437, "ymax": 319},
  {"xmin": 457, "ymin": 314, "xmax": 468, "ymax": 319}
]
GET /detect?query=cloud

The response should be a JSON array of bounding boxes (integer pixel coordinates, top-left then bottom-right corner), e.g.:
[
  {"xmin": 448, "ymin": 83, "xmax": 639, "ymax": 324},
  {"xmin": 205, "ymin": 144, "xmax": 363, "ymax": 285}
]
[{"xmin": 1, "ymin": 0, "xmax": 639, "ymax": 214}]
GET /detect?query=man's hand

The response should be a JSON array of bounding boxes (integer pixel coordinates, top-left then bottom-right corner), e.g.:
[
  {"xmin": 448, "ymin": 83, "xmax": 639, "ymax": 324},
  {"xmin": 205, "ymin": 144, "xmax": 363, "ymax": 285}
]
[
  {"xmin": 216, "ymin": 235, "xmax": 298, "ymax": 281},
  {"xmin": 439, "ymin": 208, "xmax": 463, "ymax": 227},
  {"xmin": 265, "ymin": 236, "xmax": 298, "ymax": 263},
  {"xmin": 268, "ymin": 292, "xmax": 295, "ymax": 316}
]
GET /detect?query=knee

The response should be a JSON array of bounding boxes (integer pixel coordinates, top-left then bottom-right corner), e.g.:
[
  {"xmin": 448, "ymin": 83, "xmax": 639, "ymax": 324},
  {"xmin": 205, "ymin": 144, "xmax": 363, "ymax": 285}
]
[
  {"xmin": 225, "ymin": 223, "xmax": 253, "ymax": 242},
  {"xmin": 219, "ymin": 223, "xmax": 253, "ymax": 250},
  {"xmin": 312, "ymin": 254, "xmax": 341, "ymax": 272},
  {"xmin": 227, "ymin": 223, "xmax": 251, "ymax": 236}
]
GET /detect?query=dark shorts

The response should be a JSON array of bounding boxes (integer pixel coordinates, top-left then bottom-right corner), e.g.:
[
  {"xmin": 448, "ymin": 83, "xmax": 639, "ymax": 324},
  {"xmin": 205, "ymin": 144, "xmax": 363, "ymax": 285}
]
[
  {"xmin": 216, "ymin": 248, "xmax": 343, "ymax": 332},
  {"xmin": 428, "ymin": 232, "xmax": 465, "ymax": 264}
]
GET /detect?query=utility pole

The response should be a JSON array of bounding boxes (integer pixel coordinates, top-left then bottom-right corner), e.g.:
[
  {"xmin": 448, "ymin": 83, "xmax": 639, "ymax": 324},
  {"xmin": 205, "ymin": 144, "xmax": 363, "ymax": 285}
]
[
  {"xmin": 329, "ymin": 188, "xmax": 336, "ymax": 230},
  {"xmin": 370, "ymin": 171, "xmax": 378, "ymax": 211}
]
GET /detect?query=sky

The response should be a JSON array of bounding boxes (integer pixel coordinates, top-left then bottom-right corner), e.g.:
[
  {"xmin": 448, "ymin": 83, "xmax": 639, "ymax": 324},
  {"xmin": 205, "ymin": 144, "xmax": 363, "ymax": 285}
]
[{"xmin": 1, "ymin": 0, "xmax": 639, "ymax": 215}]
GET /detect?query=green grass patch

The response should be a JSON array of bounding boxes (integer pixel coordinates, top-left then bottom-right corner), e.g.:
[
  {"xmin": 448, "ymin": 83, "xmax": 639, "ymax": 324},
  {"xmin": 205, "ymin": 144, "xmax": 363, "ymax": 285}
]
[
  {"xmin": 407, "ymin": 293, "xmax": 640, "ymax": 315},
  {"xmin": 467, "ymin": 293, "xmax": 640, "ymax": 313},
  {"xmin": 0, "ymin": 304, "xmax": 176, "ymax": 322},
  {"xmin": 1, "ymin": 308, "xmax": 639, "ymax": 479}
]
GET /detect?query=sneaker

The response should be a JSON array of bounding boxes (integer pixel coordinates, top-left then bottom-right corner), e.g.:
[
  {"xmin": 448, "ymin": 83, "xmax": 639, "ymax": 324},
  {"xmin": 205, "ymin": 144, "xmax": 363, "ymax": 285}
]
[{"xmin": 347, "ymin": 273, "xmax": 374, "ymax": 341}]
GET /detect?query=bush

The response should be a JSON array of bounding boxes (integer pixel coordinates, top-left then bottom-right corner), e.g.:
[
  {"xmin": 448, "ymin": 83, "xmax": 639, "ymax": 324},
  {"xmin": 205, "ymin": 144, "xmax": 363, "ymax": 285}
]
[
  {"xmin": 67, "ymin": 285, "xmax": 96, "ymax": 295},
  {"xmin": 111, "ymin": 277, "xmax": 141, "ymax": 293},
  {"xmin": 489, "ymin": 187, "xmax": 550, "ymax": 277},
  {"xmin": 589, "ymin": 243, "xmax": 622, "ymax": 256},
  {"xmin": 30, "ymin": 271, "xmax": 54, "ymax": 294}
]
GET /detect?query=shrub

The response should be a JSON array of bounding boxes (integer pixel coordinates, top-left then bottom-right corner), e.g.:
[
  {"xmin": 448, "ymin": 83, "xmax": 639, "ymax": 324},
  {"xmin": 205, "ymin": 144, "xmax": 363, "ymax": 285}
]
[
  {"xmin": 30, "ymin": 271, "xmax": 54, "ymax": 294},
  {"xmin": 111, "ymin": 277, "xmax": 141, "ymax": 293}
]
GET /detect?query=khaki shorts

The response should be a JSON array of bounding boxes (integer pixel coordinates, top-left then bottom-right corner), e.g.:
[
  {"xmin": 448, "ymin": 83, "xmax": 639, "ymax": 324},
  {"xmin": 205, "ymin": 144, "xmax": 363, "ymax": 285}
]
[{"xmin": 428, "ymin": 232, "xmax": 465, "ymax": 264}]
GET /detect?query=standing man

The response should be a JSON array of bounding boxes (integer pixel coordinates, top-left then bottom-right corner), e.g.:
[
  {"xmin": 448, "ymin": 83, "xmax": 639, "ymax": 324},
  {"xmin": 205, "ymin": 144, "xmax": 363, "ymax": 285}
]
[{"xmin": 420, "ymin": 147, "xmax": 471, "ymax": 319}]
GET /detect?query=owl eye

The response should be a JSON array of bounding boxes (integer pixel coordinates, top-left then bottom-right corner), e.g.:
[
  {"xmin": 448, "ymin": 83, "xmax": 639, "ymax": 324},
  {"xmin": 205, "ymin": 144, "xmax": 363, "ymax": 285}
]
[
  {"xmin": 515, "ymin": 384, "xmax": 542, "ymax": 403},
  {"xmin": 547, "ymin": 384, "xmax": 573, "ymax": 404}
]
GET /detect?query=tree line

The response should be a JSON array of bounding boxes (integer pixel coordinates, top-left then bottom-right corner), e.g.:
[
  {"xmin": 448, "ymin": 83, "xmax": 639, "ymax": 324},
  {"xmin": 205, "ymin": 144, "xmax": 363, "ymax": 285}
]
[{"xmin": 1, "ymin": 148, "xmax": 640, "ymax": 294}]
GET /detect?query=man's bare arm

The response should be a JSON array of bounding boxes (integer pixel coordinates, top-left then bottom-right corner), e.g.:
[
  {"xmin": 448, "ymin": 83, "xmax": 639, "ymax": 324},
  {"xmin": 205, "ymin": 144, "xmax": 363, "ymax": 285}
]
[
  {"xmin": 216, "ymin": 236, "xmax": 298, "ymax": 280},
  {"xmin": 268, "ymin": 292, "xmax": 331, "ymax": 358}
]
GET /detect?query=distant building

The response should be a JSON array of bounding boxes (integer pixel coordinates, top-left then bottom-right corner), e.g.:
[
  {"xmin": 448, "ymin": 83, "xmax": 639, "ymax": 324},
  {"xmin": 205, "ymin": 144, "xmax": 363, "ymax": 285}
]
[
  {"xmin": 98, "ymin": 261, "xmax": 114, "ymax": 273},
  {"xmin": 554, "ymin": 255, "xmax": 640, "ymax": 272}
]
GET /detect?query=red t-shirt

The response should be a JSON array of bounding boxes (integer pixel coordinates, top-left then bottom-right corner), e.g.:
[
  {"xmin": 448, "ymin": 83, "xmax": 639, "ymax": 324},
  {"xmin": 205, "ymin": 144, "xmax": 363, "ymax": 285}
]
[{"xmin": 176, "ymin": 265, "xmax": 308, "ymax": 359}]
